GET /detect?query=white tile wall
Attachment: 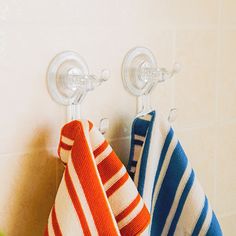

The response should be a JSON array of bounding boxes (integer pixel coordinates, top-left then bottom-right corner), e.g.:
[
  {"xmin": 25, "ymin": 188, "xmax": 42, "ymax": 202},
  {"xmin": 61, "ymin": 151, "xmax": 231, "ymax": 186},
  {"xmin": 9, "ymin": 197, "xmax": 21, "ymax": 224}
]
[{"xmin": 0, "ymin": 0, "xmax": 235, "ymax": 235}]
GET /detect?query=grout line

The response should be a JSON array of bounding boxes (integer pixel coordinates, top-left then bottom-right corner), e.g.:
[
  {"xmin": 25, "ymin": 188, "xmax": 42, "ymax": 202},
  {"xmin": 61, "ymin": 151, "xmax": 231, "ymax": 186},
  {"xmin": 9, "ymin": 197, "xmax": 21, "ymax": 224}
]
[
  {"xmin": 213, "ymin": 0, "xmax": 223, "ymax": 206},
  {"xmin": 218, "ymin": 25, "xmax": 236, "ymax": 30},
  {"xmin": 0, "ymin": 22, "xmax": 220, "ymax": 30},
  {"xmin": 174, "ymin": 121, "xmax": 217, "ymax": 131},
  {"xmin": 0, "ymin": 146, "xmax": 58, "ymax": 158},
  {"xmin": 174, "ymin": 116, "xmax": 236, "ymax": 133},
  {"xmin": 218, "ymin": 118, "xmax": 236, "ymax": 125},
  {"xmin": 109, "ymin": 135, "xmax": 130, "ymax": 142},
  {"xmin": 219, "ymin": 211, "xmax": 236, "ymax": 218},
  {"xmin": 171, "ymin": 29, "xmax": 177, "ymax": 109}
]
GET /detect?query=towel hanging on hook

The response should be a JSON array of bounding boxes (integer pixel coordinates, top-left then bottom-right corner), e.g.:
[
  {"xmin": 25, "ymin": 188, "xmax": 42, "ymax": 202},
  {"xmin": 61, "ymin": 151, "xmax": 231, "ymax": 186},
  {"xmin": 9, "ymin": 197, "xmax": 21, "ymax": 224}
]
[{"xmin": 46, "ymin": 51, "xmax": 110, "ymax": 125}]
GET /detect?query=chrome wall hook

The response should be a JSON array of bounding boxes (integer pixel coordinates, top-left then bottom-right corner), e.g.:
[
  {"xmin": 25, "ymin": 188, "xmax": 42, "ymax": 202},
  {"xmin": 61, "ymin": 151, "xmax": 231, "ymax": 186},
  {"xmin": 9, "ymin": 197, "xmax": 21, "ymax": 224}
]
[{"xmin": 47, "ymin": 51, "xmax": 109, "ymax": 121}]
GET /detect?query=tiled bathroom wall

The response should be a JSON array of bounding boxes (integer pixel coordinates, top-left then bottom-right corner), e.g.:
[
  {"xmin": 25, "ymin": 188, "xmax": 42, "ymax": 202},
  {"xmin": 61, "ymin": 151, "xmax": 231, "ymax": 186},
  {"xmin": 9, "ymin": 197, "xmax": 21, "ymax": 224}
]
[{"xmin": 0, "ymin": 0, "xmax": 235, "ymax": 235}]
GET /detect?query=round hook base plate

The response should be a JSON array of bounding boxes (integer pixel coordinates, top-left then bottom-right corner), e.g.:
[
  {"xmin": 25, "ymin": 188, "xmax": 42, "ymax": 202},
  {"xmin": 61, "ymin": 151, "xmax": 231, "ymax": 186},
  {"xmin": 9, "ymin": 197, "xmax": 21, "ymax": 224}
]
[
  {"xmin": 47, "ymin": 51, "xmax": 89, "ymax": 105},
  {"xmin": 122, "ymin": 47, "xmax": 157, "ymax": 96}
]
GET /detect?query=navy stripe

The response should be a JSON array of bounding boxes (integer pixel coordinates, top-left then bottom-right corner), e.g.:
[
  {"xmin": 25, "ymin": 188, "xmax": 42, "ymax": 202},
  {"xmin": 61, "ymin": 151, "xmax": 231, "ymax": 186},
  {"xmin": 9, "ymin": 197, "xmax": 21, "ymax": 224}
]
[
  {"xmin": 134, "ymin": 119, "xmax": 150, "ymax": 137},
  {"xmin": 134, "ymin": 139, "xmax": 143, "ymax": 146},
  {"xmin": 167, "ymin": 170, "xmax": 195, "ymax": 236},
  {"xmin": 151, "ymin": 142, "xmax": 188, "ymax": 236},
  {"xmin": 127, "ymin": 113, "xmax": 152, "ymax": 173},
  {"xmin": 137, "ymin": 111, "xmax": 156, "ymax": 196},
  {"xmin": 127, "ymin": 116, "xmax": 140, "ymax": 172},
  {"xmin": 151, "ymin": 128, "xmax": 174, "ymax": 200},
  {"xmin": 192, "ymin": 196, "xmax": 209, "ymax": 236},
  {"xmin": 129, "ymin": 172, "xmax": 135, "ymax": 179},
  {"xmin": 131, "ymin": 160, "xmax": 137, "ymax": 167},
  {"xmin": 206, "ymin": 212, "xmax": 223, "ymax": 236}
]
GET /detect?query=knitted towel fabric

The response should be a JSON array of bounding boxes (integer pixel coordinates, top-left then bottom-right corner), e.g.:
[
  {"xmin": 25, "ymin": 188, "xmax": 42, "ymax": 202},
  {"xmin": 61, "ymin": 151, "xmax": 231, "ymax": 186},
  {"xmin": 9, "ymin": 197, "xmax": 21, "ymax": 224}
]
[
  {"xmin": 45, "ymin": 120, "xmax": 150, "ymax": 236},
  {"xmin": 127, "ymin": 111, "xmax": 222, "ymax": 236}
]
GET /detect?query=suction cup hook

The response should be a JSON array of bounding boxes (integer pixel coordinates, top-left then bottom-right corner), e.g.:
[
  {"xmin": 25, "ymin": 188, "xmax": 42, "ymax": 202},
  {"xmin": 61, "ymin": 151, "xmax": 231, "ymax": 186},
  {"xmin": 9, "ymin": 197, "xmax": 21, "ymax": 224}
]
[
  {"xmin": 47, "ymin": 51, "xmax": 109, "ymax": 121},
  {"xmin": 122, "ymin": 47, "xmax": 180, "ymax": 115},
  {"xmin": 122, "ymin": 47, "xmax": 157, "ymax": 97}
]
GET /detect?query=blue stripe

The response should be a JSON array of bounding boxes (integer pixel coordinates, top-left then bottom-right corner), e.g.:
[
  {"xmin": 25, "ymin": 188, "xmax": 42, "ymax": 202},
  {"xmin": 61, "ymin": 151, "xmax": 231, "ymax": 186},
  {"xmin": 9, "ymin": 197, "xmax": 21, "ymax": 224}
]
[
  {"xmin": 206, "ymin": 212, "xmax": 223, "ymax": 236},
  {"xmin": 137, "ymin": 111, "xmax": 156, "ymax": 196},
  {"xmin": 192, "ymin": 196, "xmax": 209, "ymax": 236},
  {"xmin": 151, "ymin": 128, "xmax": 174, "ymax": 200},
  {"xmin": 127, "ymin": 112, "xmax": 153, "ymax": 174},
  {"xmin": 129, "ymin": 172, "xmax": 135, "ymax": 179},
  {"xmin": 151, "ymin": 142, "xmax": 188, "ymax": 235},
  {"xmin": 127, "ymin": 117, "xmax": 140, "ymax": 172},
  {"xmin": 167, "ymin": 170, "xmax": 195, "ymax": 236},
  {"xmin": 134, "ymin": 139, "xmax": 143, "ymax": 146},
  {"xmin": 133, "ymin": 119, "xmax": 150, "ymax": 137},
  {"xmin": 131, "ymin": 160, "xmax": 137, "ymax": 167}
]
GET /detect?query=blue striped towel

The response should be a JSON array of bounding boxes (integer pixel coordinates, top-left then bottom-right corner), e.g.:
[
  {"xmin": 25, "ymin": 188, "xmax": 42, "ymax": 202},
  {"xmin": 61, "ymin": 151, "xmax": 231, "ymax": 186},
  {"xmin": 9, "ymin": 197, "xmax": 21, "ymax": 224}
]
[{"xmin": 127, "ymin": 110, "xmax": 222, "ymax": 236}]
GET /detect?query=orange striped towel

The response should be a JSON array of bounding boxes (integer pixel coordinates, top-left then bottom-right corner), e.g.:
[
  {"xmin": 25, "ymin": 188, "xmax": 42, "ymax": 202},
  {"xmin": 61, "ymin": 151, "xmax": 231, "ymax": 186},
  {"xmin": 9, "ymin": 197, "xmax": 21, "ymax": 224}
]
[{"xmin": 45, "ymin": 120, "xmax": 150, "ymax": 236}]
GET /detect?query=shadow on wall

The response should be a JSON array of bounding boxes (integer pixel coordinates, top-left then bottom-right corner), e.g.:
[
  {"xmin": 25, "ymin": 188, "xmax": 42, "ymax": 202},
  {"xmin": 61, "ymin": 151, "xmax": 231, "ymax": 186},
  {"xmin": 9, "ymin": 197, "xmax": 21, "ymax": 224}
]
[
  {"xmin": 108, "ymin": 115, "xmax": 132, "ymax": 166},
  {"xmin": 2, "ymin": 119, "xmax": 131, "ymax": 235},
  {"xmin": 5, "ymin": 128, "xmax": 61, "ymax": 236}
]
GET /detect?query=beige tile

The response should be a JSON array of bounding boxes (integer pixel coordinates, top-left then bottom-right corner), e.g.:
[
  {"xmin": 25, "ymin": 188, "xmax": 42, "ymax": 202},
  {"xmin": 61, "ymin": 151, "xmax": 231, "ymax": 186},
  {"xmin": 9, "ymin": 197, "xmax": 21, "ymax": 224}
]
[
  {"xmin": 0, "ymin": 151, "xmax": 57, "ymax": 236},
  {"xmin": 215, "ymin": 123, "xmax": 236, "ymax": 215},
  {"xmin": 222, "ymin": 0, "xmax": 236, "ymax": 25},
  {"xmin": 110, "ymin": 137, "xmax": 131, "ymax": 166},
  {"xmin": 219, "ymin": 214, "xmax": 236, "ymax": 236},
  {"xmin": 151, "ymin": 79, "xmax": 174, "ymax": 120},
  {"xmin": 175, "ymin": 30, "xmax": 218, "ymax": 68},
  {"xmin": 176, "ymin": 127, "xmax": 216, "ymax": 204},
  {"xmin": 82, "ymin": 29, "xmax": 174, "ymax": 139},
  {"xmin": 175, "ymin": 30, "xmax": 218, "ymax": 128},
  {"xmin": 0, "ymin": 25, "xmax": 174, "ymax": 151},
  {"xmin": 0, "ymin": 0, "xmax": 218, "ymax": 28},
  {"xmin": 218, "ymin": 30, "xmax": 236, "ymax": 121},
  {"xmin": 144, "ymin": 0, "xmax": 218, "ymax": 27}
]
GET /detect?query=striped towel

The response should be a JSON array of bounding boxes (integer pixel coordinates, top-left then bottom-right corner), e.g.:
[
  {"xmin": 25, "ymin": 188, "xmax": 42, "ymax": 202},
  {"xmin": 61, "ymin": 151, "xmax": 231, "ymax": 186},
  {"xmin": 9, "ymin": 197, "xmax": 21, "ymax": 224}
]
[
  {"xmin": 45, "ymin": 120, "xmax": 150, "ymax": 236},
  {"xmin": 127, "ymin": 111, "xmax": 222, "ymax": 236}
]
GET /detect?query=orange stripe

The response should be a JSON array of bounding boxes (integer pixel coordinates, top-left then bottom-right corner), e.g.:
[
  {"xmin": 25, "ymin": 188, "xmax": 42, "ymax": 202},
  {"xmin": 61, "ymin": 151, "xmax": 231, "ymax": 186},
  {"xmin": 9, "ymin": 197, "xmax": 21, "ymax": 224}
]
[
  {"xmin": 93, "ymin": 140, "xmax": 108, "ymax": 157},
  {"xmin": 60, "ymin": 142, "xmax": 72, "ymax": 150},
  {"xmin": 120, "ymin": 205, "xmax": 150, "ymax": 236},
  {"xmin": 115, "ymin": 194, "xmax": 141, "ymax": 222},
  {"xmin": 64, "ymin": 167, "xmax": 91, "ymax": 236},
  {"xmin": 97, "ymin": 151, "xmax": 123, "ymax": 184},
  {"xmin": 88, "ymin": 121, "xmax": 93, "ymax": 131},
  {"xmin": 71, "ymin": 122, "xmax": 119, "ymax": 235},
  {"xmin": 44, "ymin": 226, "xmax": 49, "ymax": 236},
  {"xmin": 61, "ymin": 120, "xmax": 80, "ymax": 140},
  {"xmin": 106, "ymin": 172, "xmax": 129, "ymax": 197},
  {"xmin": 52, "ymin": 206, "xmax": 62, "ymax": 236}
]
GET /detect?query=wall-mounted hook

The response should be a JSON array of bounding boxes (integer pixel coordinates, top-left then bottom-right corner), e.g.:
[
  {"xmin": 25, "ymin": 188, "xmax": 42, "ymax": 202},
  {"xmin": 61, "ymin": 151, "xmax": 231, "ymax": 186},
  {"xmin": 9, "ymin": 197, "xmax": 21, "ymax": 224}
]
[
  {"xmin": 99, "ymin": 118, "xmax": 110, "ymax": 135},
  {"xmin": 47, "ymin": 51, "xmax": 109, "ymax": 121},
  {"xmin": 168, "ymin": 108, "xmax": 178, "ymax": 123},
  {"xmin": 138, "ymin": 62, "xmax": 180, "ymax": 85},
  {"xmin": 122, "ymin": 47, "xmax": 180, "ymax": 115}
]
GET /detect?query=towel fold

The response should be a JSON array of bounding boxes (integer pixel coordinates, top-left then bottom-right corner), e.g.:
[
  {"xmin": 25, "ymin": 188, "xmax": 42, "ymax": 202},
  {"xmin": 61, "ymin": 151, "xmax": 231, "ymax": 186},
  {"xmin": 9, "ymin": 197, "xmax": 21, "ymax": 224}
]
[
  {"xmin": 45, "ymin": 120, "xmax": 150, "ymax": 236},
  {"xmin": 128, "ymin": 111, "xmax": 222, "ymax": 236}
]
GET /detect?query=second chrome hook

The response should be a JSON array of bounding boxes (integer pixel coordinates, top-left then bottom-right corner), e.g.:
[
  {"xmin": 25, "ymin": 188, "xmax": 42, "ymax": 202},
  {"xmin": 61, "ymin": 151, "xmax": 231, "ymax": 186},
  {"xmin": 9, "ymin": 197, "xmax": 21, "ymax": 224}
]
[{"xmin": 47, "ymin": 51, "xmax": 109, "ymax": 121}]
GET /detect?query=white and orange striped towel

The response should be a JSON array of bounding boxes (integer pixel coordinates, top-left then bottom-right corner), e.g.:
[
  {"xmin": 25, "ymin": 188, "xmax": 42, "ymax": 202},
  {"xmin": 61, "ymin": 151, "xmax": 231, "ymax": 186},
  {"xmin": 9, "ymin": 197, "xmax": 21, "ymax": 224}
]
[{"xmin": 45, "ymin": 120, "xmax": 150, "ymax": 236}]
